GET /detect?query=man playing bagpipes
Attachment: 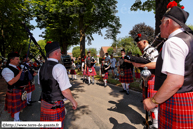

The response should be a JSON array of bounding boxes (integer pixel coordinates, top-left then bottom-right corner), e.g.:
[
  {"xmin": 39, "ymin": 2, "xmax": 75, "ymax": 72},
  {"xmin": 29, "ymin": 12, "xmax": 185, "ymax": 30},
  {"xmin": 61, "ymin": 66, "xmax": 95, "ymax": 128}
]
[
  {"xmin": 100, "ymin": 58, "xmax": 111, "ymax": 87},
  {"xmin": 118, "ymin": 49, "xmax": 133, "ymax": 95},
  {"xmin": 1, "ymin": 52, "xmax": 27, "ymax": 121},
  {"xmin": 128, "ymin": 33, "xmax": 159, "ymax": 128},
  {"xmin": 84, "ymin": 51, "xmax": 97, "ymax": 85},
  {"xmin": 21, "ymin": 56, "xmax": 37, "ymax": 106}
]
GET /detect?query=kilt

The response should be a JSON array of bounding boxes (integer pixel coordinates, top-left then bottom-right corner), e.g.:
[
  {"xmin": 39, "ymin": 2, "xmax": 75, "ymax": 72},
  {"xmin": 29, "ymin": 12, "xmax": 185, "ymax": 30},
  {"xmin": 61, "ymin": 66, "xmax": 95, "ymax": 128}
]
[
  {"xmin": 101, "ymin": 72, "xmax": 108, "ymax": 79},
  {"xmin": 158, "ymin": 92, "xmax": 193, "ymax": 129},
  {"xmin": 86, "ymin": 66, "xmax": 97, "ymax": 76},
  {"xmin": 142, "ymin": 75, "xmax": 157, "ymax": 100},
  {"xmin": 40, "ymin": 100, "xmax": 65, "ymax": 129},
  {"xmin": 70, "ymin": 70, "xmax": 76, "ymax": 75},
  {"xmin": 26, "ymin": 81, "xmax": 35, "ymax": 93},
  {"xmin": 4, "ymin": 89, "xmax": 27, "ymax": 118},
  {"xmin": 119, "ymin": 68, "xmax": 133, "ymax": 83},
  {"xmin": 82, "ymin": 70, "xmax": 87, "ymax": 75}
]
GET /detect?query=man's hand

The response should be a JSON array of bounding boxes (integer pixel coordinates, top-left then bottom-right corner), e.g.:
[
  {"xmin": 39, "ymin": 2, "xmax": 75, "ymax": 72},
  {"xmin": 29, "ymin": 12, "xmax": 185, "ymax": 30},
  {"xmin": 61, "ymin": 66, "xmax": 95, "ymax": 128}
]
[
  {"xmin": 72, "ymin": 100, "xmax": 78, "ymax": 110},
  {"xmin": 132, "ymin": 62, "xmax": 142, "ymax": 68},
  {"xmin": 143, "ymin": 98, "xmax": 158, "ymax": 111}
]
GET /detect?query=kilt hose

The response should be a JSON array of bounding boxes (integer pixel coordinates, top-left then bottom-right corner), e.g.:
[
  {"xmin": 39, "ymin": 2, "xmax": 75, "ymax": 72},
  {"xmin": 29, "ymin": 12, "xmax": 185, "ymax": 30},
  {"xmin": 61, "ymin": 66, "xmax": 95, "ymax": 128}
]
[
  {"xmin": 86, "ymin": 66, "xmax": 97, "ymax": 76},
  {"xmin": 159, "ymin": 92, "xmax": 193, "ymax": 129},
  {"xmin": 119, "ymin": 68, "xmax": 133, "ymax": 83},
  {"xmin": 40, "ymin": 100, "xmax": 65, "ymax": 129},
  {"xmin": 142, "ymin": 75, "xmax": 157, "ymax": 100},
  {"xmin": 70, "ymin": 70, "xmax": 76, "ymax": 75},
  {"xmin": 102, "ymin": 72, "xmax": 108, "ymax": 79},
  {"xmin": 26, "ymin": 81, "xmax": 35, "ymax": 93},
  {"xmin": 4, "ymin": 89, "xmax": 27, "ymax": 118}
]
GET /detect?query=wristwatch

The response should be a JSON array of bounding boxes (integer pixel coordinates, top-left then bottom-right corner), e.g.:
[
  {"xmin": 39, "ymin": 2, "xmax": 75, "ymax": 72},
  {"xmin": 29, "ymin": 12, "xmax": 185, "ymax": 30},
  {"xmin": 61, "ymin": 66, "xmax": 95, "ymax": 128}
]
[{"xmin": 151, "ymin": 97, "xmax": 159, "ymax": 105}]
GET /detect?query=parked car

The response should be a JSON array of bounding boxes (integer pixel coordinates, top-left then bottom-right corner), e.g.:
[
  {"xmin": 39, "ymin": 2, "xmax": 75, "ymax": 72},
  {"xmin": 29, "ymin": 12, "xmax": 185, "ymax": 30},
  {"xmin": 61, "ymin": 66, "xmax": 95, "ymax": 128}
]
[{"xmin": 61, "ymin": 55, "xmax": 72, "ymax": 69}]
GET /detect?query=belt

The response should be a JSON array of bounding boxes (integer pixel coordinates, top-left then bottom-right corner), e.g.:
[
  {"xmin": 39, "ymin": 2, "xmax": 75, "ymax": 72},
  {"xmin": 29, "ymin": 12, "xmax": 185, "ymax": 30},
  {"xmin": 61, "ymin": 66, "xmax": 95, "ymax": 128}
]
[
  {"xmin": 43, "ymin": 100, "xmax": 62, "ymax": 109},
  {"xmin": 51, "ymin": 105, "xmax": 61, "ymax": 109},
  {"xmin": 7, "ymin": 88, "xmax": 23, "ymax": 93}
]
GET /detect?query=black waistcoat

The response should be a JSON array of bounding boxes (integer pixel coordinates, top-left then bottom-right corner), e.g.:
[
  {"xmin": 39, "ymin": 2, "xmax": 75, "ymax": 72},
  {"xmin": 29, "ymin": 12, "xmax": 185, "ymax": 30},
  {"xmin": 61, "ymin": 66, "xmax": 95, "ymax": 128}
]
[
  {"xmin": 39, "ymin": 60, "xmax": 64, "ymax": 101},
  {"xmin": 119, "ymin": 56, "xmax": 133, "ymax": 70},
  {"xmin": 86, "ymin": 57, "xmax": 92, "ymax": 67},
  {"xmin": 101, "ymin": 63, "xmax": 108, "ymax": 74},
  {"xmin": 7, "ymin": 65, "xmax": 23, "ymax": 89},
  {"xmin": 155, "ymin": 32, "xmax": 193, "ymax": 93}
]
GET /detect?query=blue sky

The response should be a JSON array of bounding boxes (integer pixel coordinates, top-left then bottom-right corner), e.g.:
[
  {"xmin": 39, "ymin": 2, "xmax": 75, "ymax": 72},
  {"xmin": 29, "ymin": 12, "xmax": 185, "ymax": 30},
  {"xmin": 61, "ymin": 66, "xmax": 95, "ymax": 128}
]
[{"xmin": 31, "ymin": 0, "xmax": 193, "ymax": 54}]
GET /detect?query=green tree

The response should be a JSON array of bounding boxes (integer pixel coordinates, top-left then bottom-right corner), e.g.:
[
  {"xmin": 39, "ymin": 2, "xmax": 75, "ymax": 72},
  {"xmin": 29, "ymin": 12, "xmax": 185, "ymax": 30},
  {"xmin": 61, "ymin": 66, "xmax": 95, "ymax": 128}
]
[
  {"xmin": 131, "ymin": 0, "xmax": 182, "ymax": 35},
  {"xmin": 87, "ymin": 48, "xmax": 97, "ymax": 57},
  {"xmin": 72, "ymin": 46, "xmax": 81, "ymax": 58},
  {"xmin": 188, "ymin": 25, "xmax": 193, "ymax": 30},
  {"xmin": 129, "ymin": 23, "xmax": 155, "ymax": 43},
  {"xmin": 107, "ymin": 47, "xmax": 114, "ymax": 55},
  {"xmin": 112, "ymin": 36, "xmax": 141, "ymax": 56},
  {"xmin": 0, "ymin": 0, "xmax": 33, "ymax": 57}
]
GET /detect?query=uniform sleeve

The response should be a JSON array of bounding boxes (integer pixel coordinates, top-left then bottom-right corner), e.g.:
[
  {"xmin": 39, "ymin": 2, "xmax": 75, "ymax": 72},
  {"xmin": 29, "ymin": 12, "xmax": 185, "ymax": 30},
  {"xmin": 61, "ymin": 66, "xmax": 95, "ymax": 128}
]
[
  {"xmin": 161, "ymin": 37, "xmax": 189, "ymax": 76},
  {"xmin": 52, "ymin": 64, "xmax": 72, "ymax": 91},
  {"xmin": 1, "ymin": 68, "xmax": 14, "ymax": 83}
]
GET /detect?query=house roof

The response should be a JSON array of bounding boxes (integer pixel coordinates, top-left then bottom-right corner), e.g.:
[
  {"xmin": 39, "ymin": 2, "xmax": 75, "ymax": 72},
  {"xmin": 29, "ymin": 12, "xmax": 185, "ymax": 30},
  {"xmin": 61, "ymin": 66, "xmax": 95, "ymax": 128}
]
[{"xmin": 101, "ymin": 46, "xmax": 111, "ymax": 53}]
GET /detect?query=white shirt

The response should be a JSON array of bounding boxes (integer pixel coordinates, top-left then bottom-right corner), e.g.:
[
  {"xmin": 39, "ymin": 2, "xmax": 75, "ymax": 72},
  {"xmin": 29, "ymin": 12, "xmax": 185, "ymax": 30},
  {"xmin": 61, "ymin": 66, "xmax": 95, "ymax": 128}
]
[
  {"xmin": 143, "ymin": 44, "xmax": 159, "ymax": 62},
  {"xmin": 38, "ymin": 58, "xmax": 72, "ymax": 91},
  {"xmin": 161, "ymin": 28, "xmax": 189, "ymax": 76},
  {"xmin": 110, "ymin": 58, "xmax": 116, "ymax": 67},
  {"xmin": 1, "ymin": 64, "xmax": 18, "ymax": 82}
]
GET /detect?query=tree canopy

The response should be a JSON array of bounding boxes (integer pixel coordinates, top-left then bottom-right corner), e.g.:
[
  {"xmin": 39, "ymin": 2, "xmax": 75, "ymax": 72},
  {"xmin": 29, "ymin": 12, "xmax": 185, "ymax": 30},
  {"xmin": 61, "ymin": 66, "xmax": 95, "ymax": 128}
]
[{"xmin": 129, "ymin": 23, "xmax": 155, "ymax": 43}]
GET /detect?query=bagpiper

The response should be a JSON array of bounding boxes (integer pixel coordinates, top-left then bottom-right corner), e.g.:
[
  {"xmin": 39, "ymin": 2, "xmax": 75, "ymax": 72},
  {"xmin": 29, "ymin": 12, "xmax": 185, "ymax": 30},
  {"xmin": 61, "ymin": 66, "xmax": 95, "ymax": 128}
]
[
  {"xmin": 100, "ymin": 58, "xmax": 111, "ymax": 87},
  {"xmin": 143, "ymin": 1, "xmax": 193, "ymax": 129},
  {"xmin": 118, "ymin": 49, "xmax": 133, "ymax": 95},
  {"xmin": 70, "ymin": 59, "xmax": 77, "ymax": 80},
  {"xmin": 1, "ymin": 52, "xmax": 27, "ymax": 121},
  {"xmin": 39, "ymin": 41, "xmax": 77, "ymax": 129},
  {"xmin": 84, "ymin": 51, "xmax": 97, "ymax": 85}
]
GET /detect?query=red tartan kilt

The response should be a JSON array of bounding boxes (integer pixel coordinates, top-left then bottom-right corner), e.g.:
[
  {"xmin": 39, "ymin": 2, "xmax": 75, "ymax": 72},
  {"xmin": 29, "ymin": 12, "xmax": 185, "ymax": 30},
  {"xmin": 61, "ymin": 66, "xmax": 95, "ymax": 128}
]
[
  {"xmin": 101, "ymin": 72, "xmax": 108, "ymax": 79},
  {"xmin": 142, "ymin": 75, "xmax": 157, "ymax": 100},
  {"xmin": 70, "ymin": 70, "xmax": 76, "ymax": 74},
  {"xmin": 119, "ymin": 69, "xmax": 133, "ymax": 83},
  {"xmin": 158, "ymin": 92, "xmax": 193, "ymax": 129},
  {"xmin": 26, "ymin": 82, "xmax": 35, "ymax": 93},
  {"xmin": 4, "ymin": 89, "xmax": 27, "ymax": 117},
  {"xmin": 86, "ymin": 66, "xmax": 97, "ymax": 76},
  {"xmin": 82, "ymin": 70, "xmax": 87, "ymax": 75},
  {"xmin": 135, "ymin": 73, "xmax": 140, "ymax": 79},
  {"xmin": 40, "ymin": 100, "xmax": 65, "ymax": 129}
]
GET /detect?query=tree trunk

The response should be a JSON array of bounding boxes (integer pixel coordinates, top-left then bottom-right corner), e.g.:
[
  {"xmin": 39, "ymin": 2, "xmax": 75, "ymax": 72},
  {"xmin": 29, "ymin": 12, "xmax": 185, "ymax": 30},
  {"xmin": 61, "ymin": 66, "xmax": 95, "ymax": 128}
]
[
  {"xmin": 62, "ymin": 41, "xmax": 68, "ymax": 55},
  {"xmin": 79, "ymin": 15, "xmax": 85, "ymax": 59},
  {"xmin": 155, "ymin": 0, "xmax": 170, "ymax": 51}
]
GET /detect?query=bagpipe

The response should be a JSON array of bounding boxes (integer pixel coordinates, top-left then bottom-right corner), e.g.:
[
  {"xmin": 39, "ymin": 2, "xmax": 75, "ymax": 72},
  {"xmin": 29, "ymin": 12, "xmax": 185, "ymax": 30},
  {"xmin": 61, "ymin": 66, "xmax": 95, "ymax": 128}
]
[
  {"xmin": 19, "ymin": 22, "xmax": 47, "ymax": 83},
  {"xmin": 101, "ymin": 63, "xmax": 111, "ymax": 77},
  {"xmin": 128, "ymin": 33, "xmax": 166, "ymax": 64}
]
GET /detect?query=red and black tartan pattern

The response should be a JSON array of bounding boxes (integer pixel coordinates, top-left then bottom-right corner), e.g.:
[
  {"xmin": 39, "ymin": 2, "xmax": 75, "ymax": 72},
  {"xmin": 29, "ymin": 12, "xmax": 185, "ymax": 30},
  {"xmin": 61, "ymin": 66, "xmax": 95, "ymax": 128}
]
[
  {"xmin": 70, "ymin": 70, "xmax": 76, "ymax": 75},
  {"xmin": 102, "ymin": 72, "xmax": 108, "ymax": 79},
  {"xmin": 4, "ymin": 89, "xmax": 27, "ymax": 118},
  {"xmin": 135, "ymin": 73, "xmax": 140, "ymax": 79},
  {"xmin": 40, "ymin": 100, "xmax": 65, "ymax": 129},
  {"xmin": 26, "ymin": 81, "xmax": 35, "ymax": 93},
  {"xmin": 158, "ymin": 92, "xmax": 193, "ymax": 129},
  {"xmin": 82, "ymin": 70, "xmax": 87, "ymax": 75},
  {"xmin": 86, "ymin": 66, "xmax": 97, "ymax": 76},
  {"xmin": 142, "ymin": 75, "xmax": 157, "ymax": 100},
  {"xmin": 119, "ymin": 69, "xmax": 133, "ymax": 83}
]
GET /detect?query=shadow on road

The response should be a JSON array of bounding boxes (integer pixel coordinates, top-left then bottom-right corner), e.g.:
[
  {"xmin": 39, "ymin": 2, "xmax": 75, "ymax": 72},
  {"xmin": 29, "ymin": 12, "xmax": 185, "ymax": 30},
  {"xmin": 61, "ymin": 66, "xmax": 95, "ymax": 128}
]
[{"xmin": 109, "ymin": 117, "xmax": 137, "ymax": 129}]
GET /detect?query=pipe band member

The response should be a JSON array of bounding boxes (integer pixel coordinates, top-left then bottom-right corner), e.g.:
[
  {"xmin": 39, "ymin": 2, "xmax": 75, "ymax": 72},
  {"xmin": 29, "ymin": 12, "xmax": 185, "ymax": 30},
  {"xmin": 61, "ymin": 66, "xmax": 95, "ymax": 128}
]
[
  {"xmin": 85, "ymin": 51, "xmax": 97, "ymax": 85},
  {"xmin": 39, "ymin": 41, "xmax": 77, "ymax": 129},
  {"xmin": 132, "ymin": 33, "xmax": 159, "ymax": 128},
  {"xmin": 118, "ymin": 49, "xmax": 133, "ymax": 95},
  {"xmin": 70, "ymin": 59, "xmax": 76, "ymax": 80},
  {"xmin": 143, "ymin": 2, "xmax": 193, "ymax": 129},
  {"xmin": 101, "ymin": 58, "xmax": 111, "ymax": 87},
  {"xmin": 2, "ymin": 52, "xmax": 27, "ymax": 121}
]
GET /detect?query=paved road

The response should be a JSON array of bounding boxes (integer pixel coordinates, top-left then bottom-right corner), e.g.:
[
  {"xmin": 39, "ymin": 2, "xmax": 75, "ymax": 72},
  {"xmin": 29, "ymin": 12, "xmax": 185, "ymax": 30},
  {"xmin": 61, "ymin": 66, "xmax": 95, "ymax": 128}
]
[{"xmin": 0, "ymin": 75, "xmax": 145, "ymax": 129}]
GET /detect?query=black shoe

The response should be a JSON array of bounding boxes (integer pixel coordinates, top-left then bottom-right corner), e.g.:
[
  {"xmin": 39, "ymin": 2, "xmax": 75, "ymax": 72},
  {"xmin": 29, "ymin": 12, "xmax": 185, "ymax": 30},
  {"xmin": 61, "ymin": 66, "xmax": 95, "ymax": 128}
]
[
  {"xmin": 88, "ymin": 83, "xmax": 90, "ymax": 85},
  {"xmin": 27, "ymin": 102, "xmax": 32, "ymax": 106},
  {"xmin": 83, "ymin": 79, "xmax": 85, "ymax": 83},
  {"xmin": 126, "ymin": 91, "xmax": 130, "ymax": 95},
  {"xmin": 119, "ymin": 89, "xmax": 126, "ymax": 92},
  {"xmin": 92, "ymin": 82, "xmax": 94, "ymax": 85}
]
